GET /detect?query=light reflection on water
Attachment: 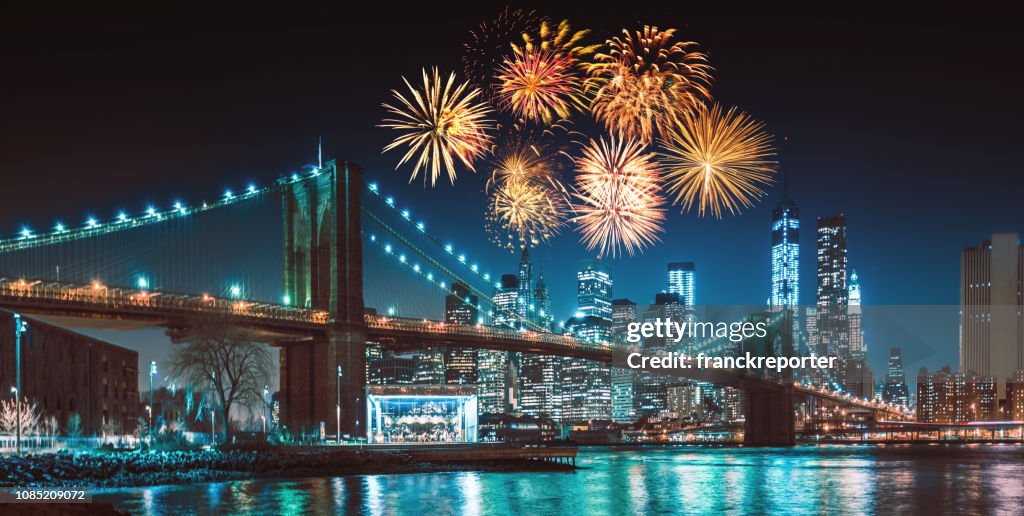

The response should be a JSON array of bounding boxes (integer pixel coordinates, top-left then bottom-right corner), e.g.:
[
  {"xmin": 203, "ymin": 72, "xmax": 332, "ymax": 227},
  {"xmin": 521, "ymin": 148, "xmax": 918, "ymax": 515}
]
[{"xmin": 93, "ymin": 445, "xmax": 1024, "ymax": 515}]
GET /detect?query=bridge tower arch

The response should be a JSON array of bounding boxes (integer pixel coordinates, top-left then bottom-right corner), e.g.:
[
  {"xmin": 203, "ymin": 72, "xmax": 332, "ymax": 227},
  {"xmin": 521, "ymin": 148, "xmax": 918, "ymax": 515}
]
[{"xmin": 280, "ymin": 160, "xmax": 367, "ymax": 439}]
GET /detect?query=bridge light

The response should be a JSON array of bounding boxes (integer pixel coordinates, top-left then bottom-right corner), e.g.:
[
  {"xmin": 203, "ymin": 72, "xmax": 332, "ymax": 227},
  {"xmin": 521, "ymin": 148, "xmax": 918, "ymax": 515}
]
[
  {"xmin": 439, "ymin": 281, "xmax": 446, "ymax": 289},
  {"xmin": 117, "ymin": 212, "xmax": 128, "ymax": 222},
  {"xmin": 413, "ymin": 264, "xmax": 420, "ymax": 272},
  {"xmin": 368, "ymin": 182, "xmax": 378, "ymax": 192},
  {"xmin": 426, "ymin": 273, "xmax": 433, "ymax": 281},
  {"xmin": 224, "ymin": 189, "xmax": 234, "ymax": 200},
  {"xmin": 282, "ymin": 294, "xmax": 291, "ymax": 305},
  {"xmin": 369, "ymin": 234, "xmax": 376, "ymax": 242},
  {"xmin": 399, "ymin": 254, "xmax": 406, "ymax": 263},
  {"xmin": 457, "ymin": 254, "xmax": 466, "ymax": 263},
  {"xmin": 87, "ymin": 218, "xmax": 99, "ymax": 228},
  {"xmin": 444, "ymin": 244, "xmax": 453, "ymax": 253},
  {"xmin": 385, "ymin": 197, "xmax": 394, "ymax": 206},
  {"xmin": 470, "ymin": 264, "xmax": 478, "ymax": 272},
  {"xmin": 401, "ymin": 209, "xmax": 410, "ymax": 219},
  {"xmin": 387, "ymin": 307, "xmax": 395, "ymax": 316},
  {"xmin": 494, "ymin": 282, "xmax": 501, "ymax": 288},
  {"xmin": 20, "ymin": 227, "xmax": 32, "ymax": 239},
  {"xmin": 91, "ymin": 280, "xmax": 105, "ymax": 290},
  {"xmin": 291, "ymin": 173, "xmax": 300, "ymax": 182},
  {"xmin": 137, "ymin": 277, "xmax": 148, "ymax": 289},
  {"xmin": 174, "ymin": 201, "xmax": 186, "ymax": 214},
  {"xmin": 247, "ymin": 184, "xmax": 257, "ymax": 194},
  {"xmin": 229, "ymin": 285, "xmax": 241, "ymax": 299},
  {"xmin": 54, "ymin": 222, "xmax": 65, "ymax": 233},
  {"xmin": 146, "ymin": 206, "xmax": 156, "ymax": 217},
  {"xmin": 416, "ymin": 222, "xmax": 424, "ymax": 231}
]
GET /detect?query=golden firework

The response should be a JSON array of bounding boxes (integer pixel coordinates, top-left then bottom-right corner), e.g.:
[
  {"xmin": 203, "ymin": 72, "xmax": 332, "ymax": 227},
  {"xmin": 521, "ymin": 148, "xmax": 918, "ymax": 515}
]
[
  {"xmin": 571, "ymin": 136, "xmax": 666, "ymax": 258},
  {"xmin": 463, "ymin": 7, "xmax": 543, "ymax": 97},
  {"xmin": 513, "ymin": 18, "xmax": 600, "ymax": 61},
  {"xmin": 658, "ymin": 103, "xmax": 777, "ymax": 218},
  {"xmin": 380, "ymin": 68, "xmax": 494, "ymax": 186},
  {"xmin": 487, "ymin": 133, "xmax": 562, "ymax": 190},
  {"xmin": 495, "ymin": 49, "xmax": 585, "ymax": 124},
  {"xmin": 585, "ymin": 25, "xmax": 712, "ymax": 145},
  {"xmin": 486, "ymin": 178, "xmax": 566, "ymax": 250}
]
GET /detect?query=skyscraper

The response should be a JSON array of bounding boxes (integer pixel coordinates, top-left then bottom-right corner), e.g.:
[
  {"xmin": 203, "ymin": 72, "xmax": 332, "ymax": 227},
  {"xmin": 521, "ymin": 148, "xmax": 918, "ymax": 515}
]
[
  {"xmin": 534, "ymin": 271, "xmax": 553, "ymax": 331},
  {"xmin": 577, "ymin": 259, "xmax": 612, "ymax": 320},
  {"xmin": 493, "ymin": 274, "xmax": 520, "ymax": 329},
  {"xmin": 882, "ymin": 347, "xmax": 910, "ymax": 407},
  {"xmin": 815, "ymin": 215, "xmax": 850, "ymax": 364},
  {"xmin": 444, "ymin": 282, "xmax": 478, "ymax": 384},
  {"xmin": 960, "ymin": 232, "xmax": 1024, "ymax": 398},
  {"xmin": 610, "ymin": 299, "xmax": 638, "ymax": 424},
  {"xmin": 517, "ymin": 247, "xmax": 534, "ymax": 323},
  {"xmin": 770, "ymin": 197, "xmax": 800, "ymax": 308},
  {"xmin": 667, "ymin": 262, "xmax": 696, "ymax": 308}
]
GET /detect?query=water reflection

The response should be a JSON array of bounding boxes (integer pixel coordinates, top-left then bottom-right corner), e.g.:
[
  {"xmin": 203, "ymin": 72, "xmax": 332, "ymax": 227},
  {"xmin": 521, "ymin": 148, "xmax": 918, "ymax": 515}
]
[{"xmin": 94, "ymin": 445, "xmax": 1024, "ymax": 515}]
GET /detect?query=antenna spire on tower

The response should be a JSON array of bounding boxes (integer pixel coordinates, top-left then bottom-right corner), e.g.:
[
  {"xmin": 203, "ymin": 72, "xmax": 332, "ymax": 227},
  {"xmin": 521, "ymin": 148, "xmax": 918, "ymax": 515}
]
[{"xmin": 318, "ymin": 136, "xmax": 323, "ymax": 168}]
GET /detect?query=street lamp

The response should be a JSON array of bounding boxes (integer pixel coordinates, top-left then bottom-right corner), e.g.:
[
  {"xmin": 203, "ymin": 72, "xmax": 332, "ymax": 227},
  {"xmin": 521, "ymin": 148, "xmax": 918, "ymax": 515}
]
[
  {"xmin": 13, "ymin": 313, "xmax": 28, "ymax": 456},
  {"xmin": 149, "ymin": 361, "xmax": 157, "ymax": 443},
  {"xmin": 263, "ymin": 385, "xmax": 269, "ymax": 437},
  {"xmin": 337, "ymin": 365, "xmax": 342, "ymax": 444}
]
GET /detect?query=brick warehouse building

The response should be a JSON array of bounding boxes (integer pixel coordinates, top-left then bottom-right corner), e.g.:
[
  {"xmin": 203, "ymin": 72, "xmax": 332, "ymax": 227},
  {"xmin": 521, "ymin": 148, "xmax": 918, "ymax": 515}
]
[{"xmin": 0, "ymin": 310, "xmax": 139, "ymax": 435}]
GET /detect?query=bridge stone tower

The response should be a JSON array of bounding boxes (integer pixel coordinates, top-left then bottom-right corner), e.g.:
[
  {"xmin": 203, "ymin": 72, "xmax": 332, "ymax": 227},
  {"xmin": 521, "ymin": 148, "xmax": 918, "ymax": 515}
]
[{"xmin": 280, "ymin": 160, "xmax": 367, "ymax": 439}]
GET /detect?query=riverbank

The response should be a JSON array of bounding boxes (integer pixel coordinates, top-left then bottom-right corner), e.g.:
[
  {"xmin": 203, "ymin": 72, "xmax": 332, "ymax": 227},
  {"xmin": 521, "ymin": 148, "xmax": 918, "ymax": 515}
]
[{"xmin": 0, "ymin": 446, "xmax": 576, "ymax": 489}]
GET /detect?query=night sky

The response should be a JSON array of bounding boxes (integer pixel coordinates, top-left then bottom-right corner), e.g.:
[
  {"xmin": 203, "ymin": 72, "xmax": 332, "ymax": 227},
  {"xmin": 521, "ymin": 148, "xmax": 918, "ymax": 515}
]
[{"xmin": 2, "ymin": 5, "xmax": 1022, "ymax": 380}]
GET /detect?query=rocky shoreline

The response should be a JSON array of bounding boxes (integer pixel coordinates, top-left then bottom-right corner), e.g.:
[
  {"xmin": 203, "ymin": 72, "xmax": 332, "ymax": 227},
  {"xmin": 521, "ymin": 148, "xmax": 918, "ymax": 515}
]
[{"xmin": 0, "ymin": 447, "xmax": 575, "ymax": 489}]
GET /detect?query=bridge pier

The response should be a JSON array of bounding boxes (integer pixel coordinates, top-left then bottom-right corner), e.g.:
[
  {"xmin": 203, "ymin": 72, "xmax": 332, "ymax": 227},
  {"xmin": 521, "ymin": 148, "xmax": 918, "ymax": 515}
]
[
  {"xmin": 280, "ymin": 160, "xmax": 367, "ymax": 440},
  {"xmin": 743, "ymin": 384, "xmax": 796, "ymax": 446}
]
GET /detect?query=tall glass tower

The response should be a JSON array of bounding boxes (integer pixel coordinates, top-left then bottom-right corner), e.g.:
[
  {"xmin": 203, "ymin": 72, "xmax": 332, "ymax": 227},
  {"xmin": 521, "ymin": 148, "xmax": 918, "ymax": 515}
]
[
  {"xmin": 667, "ymin": 262, "xmax": 696, "ymax": 307},
  {"xmin": 577, "ymin": 259, "xmax": 613, "ymax": 320},
  {"xmin": 770, "ymin": 198, "xmax": 800, "ymax": 308}
]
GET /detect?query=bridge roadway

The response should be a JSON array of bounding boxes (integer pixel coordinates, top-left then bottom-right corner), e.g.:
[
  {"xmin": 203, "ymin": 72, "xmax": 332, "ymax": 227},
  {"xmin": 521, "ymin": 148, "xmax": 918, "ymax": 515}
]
[{"xmin": 0, "ymin": 276, "xmax": 904, "ymax": 419}]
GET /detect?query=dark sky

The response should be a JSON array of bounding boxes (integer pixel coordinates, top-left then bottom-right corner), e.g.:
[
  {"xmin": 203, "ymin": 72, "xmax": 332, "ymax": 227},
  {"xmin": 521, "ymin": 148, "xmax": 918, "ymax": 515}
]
[{"xmin": 2, "ymin": 4, "xmax": 1022, "ymax": 378}]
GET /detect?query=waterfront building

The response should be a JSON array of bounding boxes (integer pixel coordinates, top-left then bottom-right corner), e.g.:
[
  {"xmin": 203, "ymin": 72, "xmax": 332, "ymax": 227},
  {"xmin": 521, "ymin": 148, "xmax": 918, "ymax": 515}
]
[
  {"xmin": 960, "ymin": 233, "xmax": 1023, "ymax": 399},
  {"xmin": 1008, "ymin": 370, "xmax": 1024, "ymax": 420},
  {"xmin": 916, "ymin": 366, "xmax": 997, "ymax": 423}
]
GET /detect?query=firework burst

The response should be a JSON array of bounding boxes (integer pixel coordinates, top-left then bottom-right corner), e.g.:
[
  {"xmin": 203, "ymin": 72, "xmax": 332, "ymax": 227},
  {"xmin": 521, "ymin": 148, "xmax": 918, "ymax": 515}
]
[
  {"xmin": 463, "ymin": 7, "xmax": 543, "ymax": 98},
  {"xmin": 486, "ymin": 178, "xmax": 566, "ymax": 250},
  {"xmin": 585, "ymin": 25, "xmax": 713, "ymax": 145},
  {"xmin": 658, "ymin": 103, "xmax": 777, "ymax": 218},
  {"xmin": 495, "ymin": 49, "xmax": 585, "ymax": 124},
  {"xmin": 380, "ymin": 68, "xmax": 494, "ymax": 187},
  {"xmin": 486, "ymin": 134, "xmax": 561, "ymax": 189},
  {"xmin": 571, "ymin": 136, "xmax": 666, "ymax": 258},
  {"xmin": 513, "ymin": 18, "xmax": 600, "ymax": 61}
]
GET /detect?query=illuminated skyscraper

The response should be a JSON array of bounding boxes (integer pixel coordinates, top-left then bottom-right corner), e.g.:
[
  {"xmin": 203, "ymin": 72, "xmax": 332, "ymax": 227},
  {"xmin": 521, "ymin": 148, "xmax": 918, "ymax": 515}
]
[
  {"xmin": 444, "ymin": 282, "xmax": 478, "ymax": 384},
  {"xmin": 611, "ymin": 299, "xmax": 638, "ymax": 424},
  {"xmin": 960, "ymin": 233, "xmax": 1024, "ymax": 399},
  {"xmin": 667, "ymin": 262, "xmax": 696, "ymax": 308},
  {"xmin": 815, "ymin": 215, "xmax": 849, "ymax": 359},
  {"xmin": 477, "ymin": 349, "xmax": 508, "ymax": 415},
  {"xmin": 577, "ymin": 259, "xmax": 612, "ymax": 320},
  {"xmin": 770, "ymin": 197, "xmax": 800, "ymax": 308},
  {"xmin": 847, "ymin": 269, "xmax": 864, "ymax": 359},
  {"xmin": 493, "ymin": 274, "xmax": 520, "ymax": 329},
  {"xmin": 882, "ymin": 347, "xmax": 909, "ymax": 407},
  {"xmin": 534, "ymin": 272, "xmax": 553, "ymax": 331},
  {"xmin": 517, "ymin": 247, "xmax": 533, "ymax": 323}
]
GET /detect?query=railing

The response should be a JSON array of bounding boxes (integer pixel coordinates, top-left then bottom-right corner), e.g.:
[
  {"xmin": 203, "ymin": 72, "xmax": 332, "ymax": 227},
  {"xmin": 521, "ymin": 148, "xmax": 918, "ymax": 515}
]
[
  {"xmin": 0, "ymin": 276, "xmax": 331, "ymax": 326},
  {"xmin": 364, "ymin": 315, "xmax": 620, "ymax": 353}
]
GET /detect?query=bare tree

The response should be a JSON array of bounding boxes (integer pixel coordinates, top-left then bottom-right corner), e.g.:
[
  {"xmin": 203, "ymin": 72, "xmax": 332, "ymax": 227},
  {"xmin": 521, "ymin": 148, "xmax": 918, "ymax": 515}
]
[
  {"xmin": 65, "ymin": 412, "xmax": 83, "ymax": 438},
  {"xmin": 0, "ymin": 398, "xmax": 42, "ymax": 436},
  {"xmin": 170, "ymin": 315, "xmax": 272, "ymax": 442}
]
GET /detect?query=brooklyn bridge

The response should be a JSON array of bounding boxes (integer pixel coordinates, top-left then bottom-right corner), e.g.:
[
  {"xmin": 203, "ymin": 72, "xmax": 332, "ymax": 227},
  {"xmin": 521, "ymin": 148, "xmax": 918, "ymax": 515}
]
[{"xmin": 0, "ymin": 160, "xmax": 905, "ymax": 445}]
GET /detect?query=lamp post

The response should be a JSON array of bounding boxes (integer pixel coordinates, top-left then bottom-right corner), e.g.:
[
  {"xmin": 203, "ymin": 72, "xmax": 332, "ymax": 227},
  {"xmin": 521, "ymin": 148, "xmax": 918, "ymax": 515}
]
[
  {"xmin": 336, "ymin": 365, "xmax": 342, "ymax": 444},
  {"xmin": 149, "ymin": 361, "xmax": 157, "ymax": 443},
  {"xmin": 263, "ymin": 385, "xmax": 269, "ymax": 437},
  {"xmin": 211, "ymin": 410, "xmax": 215, "ymax": 446},
  {"xmin": 13, "ymin": 313, "xmax": 28, "ymax": 456}
]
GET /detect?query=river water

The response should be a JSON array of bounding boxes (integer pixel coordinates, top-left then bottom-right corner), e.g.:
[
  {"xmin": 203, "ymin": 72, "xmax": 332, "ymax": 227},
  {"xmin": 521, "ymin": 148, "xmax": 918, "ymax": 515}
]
[{"xmin": 93, "ymin": 444, "xmax": 1024, "ymax": 515}]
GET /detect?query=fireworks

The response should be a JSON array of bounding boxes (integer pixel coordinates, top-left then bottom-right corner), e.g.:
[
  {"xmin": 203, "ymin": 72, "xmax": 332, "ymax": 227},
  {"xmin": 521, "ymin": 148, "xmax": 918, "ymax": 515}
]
[
  {"xmin": 380, "ymin": 68, "xmax": 495, "ymax": 187},
  {"xmin": 571, "ymin": 136, "xmax": 666, "ymax": 258},
  {"xmin": 495, "ymin": 49, "xmax": 585, "ymax": 124},
  {"xmin": 485, "ymin": 136, "xmax": 567, "ymax": 249},
  {"xmin": 585, "ymin": 25, "xmax": 713, "ymax": 145},
  {"xmin": 513, "ymin": 18, "xmax": 599, "ymax": 61},
  {"xmin": 486, "ymin": 179, "xmax": 566, "ymax": 250},
  {"xmin": 463, "ymin": 7, "xmax": 543, "ymax": 97},
  {"xmin": 658, "ymin": 103, "xmax": 777, "ymax": 218}
]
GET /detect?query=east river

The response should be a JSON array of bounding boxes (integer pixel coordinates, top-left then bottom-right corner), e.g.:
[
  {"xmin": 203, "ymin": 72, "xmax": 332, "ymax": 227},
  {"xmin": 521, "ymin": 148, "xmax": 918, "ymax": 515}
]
[{"xmin": 94, "ymin": 444, "xmax": 1024, "ymax": 515}]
